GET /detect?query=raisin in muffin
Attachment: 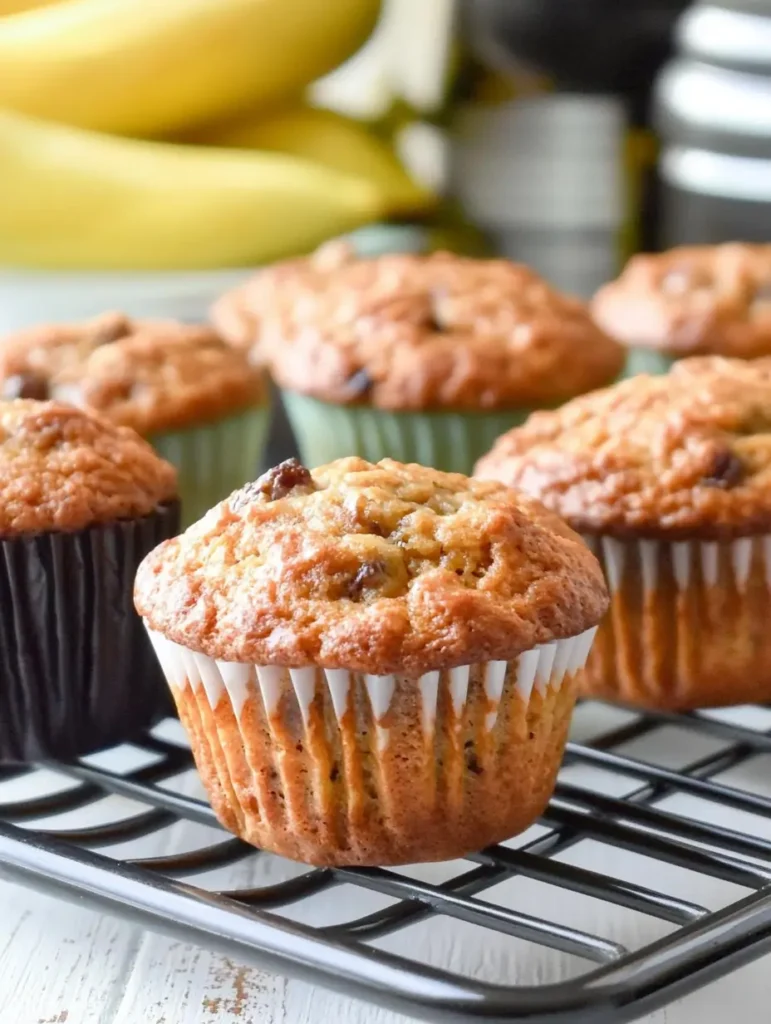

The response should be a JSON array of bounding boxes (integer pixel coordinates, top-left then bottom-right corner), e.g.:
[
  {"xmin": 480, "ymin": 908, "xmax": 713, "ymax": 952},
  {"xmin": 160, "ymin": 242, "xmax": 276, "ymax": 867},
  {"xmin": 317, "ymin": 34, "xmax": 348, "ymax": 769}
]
[
  {"xmin": 213, "ymin": 244, "xmax": 624, "ymax": 474},
  {"xmin": 0, "ymin": 399, "xmax": 179, "ymax": 760},
  {"xmin": 0, "ymin": 312, "xmax": 270, "ymax": 524},
  {"xmin": 135, "ymin": 456, "xmax": 607, "ymax": 866},
  {"xmin": 475, "ymin": 356, "xmax": 771, "ymax": 709},
  {"xmin": 593, "ymin": 243, "xmax": 771, "ymax": 376}
]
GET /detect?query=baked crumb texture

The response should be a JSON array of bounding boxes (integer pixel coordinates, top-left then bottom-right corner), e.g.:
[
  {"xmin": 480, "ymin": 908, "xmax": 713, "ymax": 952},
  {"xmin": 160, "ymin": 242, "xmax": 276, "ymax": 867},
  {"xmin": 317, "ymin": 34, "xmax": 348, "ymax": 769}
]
[
  {"xmin": 0, "ymin": 313, "xmax": 266, "ymax": 435},
  {"xmin": 136, "ymin": 456, "xmax": 608, "ymax": 674},
  {"xmin": 475, "ymin": 356, "xmax": 771, "ymax": 540},
  {"xmin": 0, "ymin": 399, "xmax": 177, "ymax": 537},
  {"xmin": 592, "ymin": 243, "xmax": 771, "ymax": 357},
  {"xmin": 475, "ymin": 356, "xmax": 771, "ymax": 709},
  {"xmin": 137, "ymin": 455, "xmax": 608, "ymax": 864},
  {"xmin": 213, "ymin": 244, "xmax": 624, "ymax": 410}
]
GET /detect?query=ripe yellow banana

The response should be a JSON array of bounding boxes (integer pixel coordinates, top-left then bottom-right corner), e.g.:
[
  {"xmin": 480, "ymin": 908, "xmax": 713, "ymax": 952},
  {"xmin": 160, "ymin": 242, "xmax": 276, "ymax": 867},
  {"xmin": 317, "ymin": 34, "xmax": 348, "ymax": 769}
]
[
  {"xmin": 0, "ymin": 0, "xmax": 56, "ymax": 13},
  {"xmin": 0, "ymin": 0, "xmax": 381, "ymax": 136},
  {"xmin": 183, "ymin": 104, "xmax": 431, "ymax": 215},
  {"xmin": 0, "ymin": 109, "xmax": 399, "ymax": 271}
]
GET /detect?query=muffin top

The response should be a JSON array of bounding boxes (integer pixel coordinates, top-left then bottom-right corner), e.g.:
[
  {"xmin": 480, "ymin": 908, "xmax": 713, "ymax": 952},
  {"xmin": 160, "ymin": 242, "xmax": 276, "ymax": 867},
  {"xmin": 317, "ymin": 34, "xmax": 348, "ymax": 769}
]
[
  {"xmin": 475, "ymin": 356, "xmax": 771, "ymax": 539},
  {"xmin": 592, "ymin": 243, "xmax": 771, "ymax": 358},
  {"xmin": 0, "ymin": 313, "xmax": 266, "ymax": 435},
  {"xmin": 0, "ymin": 399, "xmax": 178, "ymax": 537},
  {"xmin": 211, "ymin": 253, "xmax": 311, "ymax": 356},
  {"xmin": 215, "ymin": 243, "xmax": 623, "ymax": 411},
  {"xmin": 135, "ymin": 456, "xmax": 607, "ymax": 674}
]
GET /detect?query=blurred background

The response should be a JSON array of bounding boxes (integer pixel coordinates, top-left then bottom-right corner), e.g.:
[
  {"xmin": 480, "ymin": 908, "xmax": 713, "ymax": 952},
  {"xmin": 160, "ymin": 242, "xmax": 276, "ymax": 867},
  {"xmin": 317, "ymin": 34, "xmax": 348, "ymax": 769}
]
[{"xmin": 0, "ymin": 0, "xmax": 768, "ymax": 324}]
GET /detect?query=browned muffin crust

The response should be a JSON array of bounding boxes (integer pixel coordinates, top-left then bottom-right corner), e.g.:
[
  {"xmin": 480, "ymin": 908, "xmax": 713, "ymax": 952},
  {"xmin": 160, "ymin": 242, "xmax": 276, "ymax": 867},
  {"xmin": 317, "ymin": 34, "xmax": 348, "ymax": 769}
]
[
  {"xmin": 215, "ymin": 244, "xmax": 624, "ymax": 410},
  {"xmin": 592, "ymin": 243, "xmax": 771, "ymax": 357},
  {"xmin": 0, "ymin": 399, "xmax": 177, "ymax": 536},
  {"xmin": 211, "ymin": 253, "xmax": 313, "ymax": 355},
  {"xmin": 474, "ymin": 356, "xmax": 771, "ymax": 539},
  {"xmin": 136, "ymin": 456, "xmax": 607, "ymax": 674},
  {"xmin": 0, "ymin": 313, "xmax": 267, "ymax": 436}
]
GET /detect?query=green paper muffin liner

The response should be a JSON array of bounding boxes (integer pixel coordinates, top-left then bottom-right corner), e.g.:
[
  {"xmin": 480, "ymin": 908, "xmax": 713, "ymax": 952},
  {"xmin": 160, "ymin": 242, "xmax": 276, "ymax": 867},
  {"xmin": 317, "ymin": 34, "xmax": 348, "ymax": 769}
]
[
  {"xmin": 622, "ymin": 348, "xmax": 677, "ymax": 378},
  {"xmin": 281, "ymin": 391, "xmax": 534, "ymax": 475},
  {"xmin": 150, "ymin": 405, "xmax": 270, "ymax": 526}
]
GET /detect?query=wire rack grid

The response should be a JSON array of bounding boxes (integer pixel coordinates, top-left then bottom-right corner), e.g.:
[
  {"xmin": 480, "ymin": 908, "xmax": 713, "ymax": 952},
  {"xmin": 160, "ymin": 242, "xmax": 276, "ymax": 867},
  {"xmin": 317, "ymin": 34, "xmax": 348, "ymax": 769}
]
[{"xmin": 2, "ymin": 700, "xmax": 771, "ymax": 1024}]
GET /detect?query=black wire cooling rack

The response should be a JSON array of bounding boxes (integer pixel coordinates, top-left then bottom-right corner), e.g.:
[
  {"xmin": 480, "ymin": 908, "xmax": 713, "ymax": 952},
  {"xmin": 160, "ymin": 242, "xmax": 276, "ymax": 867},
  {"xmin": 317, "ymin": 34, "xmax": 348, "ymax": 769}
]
[{"xmin": 2, "ymin": 702, "xmax": 771, "ymax": 1024}]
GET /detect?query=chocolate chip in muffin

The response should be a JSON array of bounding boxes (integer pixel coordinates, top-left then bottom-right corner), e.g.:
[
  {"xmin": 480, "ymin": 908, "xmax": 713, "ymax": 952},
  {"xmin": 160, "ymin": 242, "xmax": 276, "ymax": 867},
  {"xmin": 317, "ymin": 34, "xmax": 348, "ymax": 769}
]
[
  {"xmin": 427, "ymin": 287, "xmax": 449, "ymax": 332},
  {"xmin": 751, "ymin": 283, "xmax": 771, "ymax": 316},
  {"xmin": 2, "ymin": 372, "xmax": 50, "ymax": 401},
  {"xmin": 701, "ymin": 449, "xmax": 745, "ymax": 489},
  {"xmin": 342, "ymin": 369, "xmax": 373, "ymax": 400},
  {"xmin": 347, "ymin": 559, "xmax": 388, "ymax": 601},
  {"xmin": 232, "ymin": 458, "xmax": 315, "ymax": 509}
]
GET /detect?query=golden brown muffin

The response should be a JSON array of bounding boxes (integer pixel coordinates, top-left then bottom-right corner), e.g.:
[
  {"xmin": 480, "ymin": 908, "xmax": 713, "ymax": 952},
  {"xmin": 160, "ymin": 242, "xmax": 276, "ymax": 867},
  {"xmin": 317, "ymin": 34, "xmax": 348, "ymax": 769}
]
[
  {"xmin": 214, "ymin": 244, "xmax": 624, "ymax": 411},
  {"xmin": 0, "ymin": 313, "xmax": 267, "ymax": 435},
  {"xmin": 211, "ymin": 250, "xmax": 315, "ymax": 357},
  {"xmin": 475, "ymin": 357, "xmax": 771, "ymax": 709},
  {"xmin": 0, "ymin": 398, "xmax": 180, "ymax": 762},
  {"xmin": 593, "ymin": 243, "xmax": 771, "ymax": 358},
  {"xmin": 137, "ymin": 456, "xmax": 607, "ymax": 865},
  {"xmin": 0, "ymin": 399, "xmax": 177, "ymax": 536}
]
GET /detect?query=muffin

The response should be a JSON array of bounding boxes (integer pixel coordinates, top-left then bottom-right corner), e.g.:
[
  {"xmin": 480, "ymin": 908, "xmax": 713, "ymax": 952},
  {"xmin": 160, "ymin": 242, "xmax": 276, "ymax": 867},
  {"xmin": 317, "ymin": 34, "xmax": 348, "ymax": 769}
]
[
  {"xmin": 135, "ymin": 456, "xmax": 607, "ymax": 866},
  {"xmin": 213, "ymin": 244, "xmax": 624, "ymax": 475},
  {"xmin": 593, "ymin": 243, "xmax": 771, "ymax": 376},
  {"xmin": 475, "ymin": 356, "xmax": 771, "ymax": 710},
  {"xmin": 0, "ymin": 399, "xmax": 179, "ymax": 761},
  {"xmin": 0, "ymin": 313, "xmax": 270, "ymax": 524}
]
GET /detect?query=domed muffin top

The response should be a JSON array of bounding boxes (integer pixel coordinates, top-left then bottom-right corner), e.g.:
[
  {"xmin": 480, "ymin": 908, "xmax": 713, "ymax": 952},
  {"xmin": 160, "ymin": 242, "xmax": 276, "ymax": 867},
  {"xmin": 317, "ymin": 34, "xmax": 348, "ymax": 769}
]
[
  {"xmin": 475, "ymin": 356, "xmax": 771, "ymax": 539},
  {"xmin": 135, "ymin": 456, "xmax": 608, "ymax": 674},
  {"xmin": 0, "ymin": 399, "xmax": 177, "ymax": 536},
  {"xmin": 592, "ymin": 243, "xmax": 771, "ymax": 358},
  {"xmin": 213, "ymin": 243, "xmax": 624, "ymax": 411},
  {"xmin": 0, "ymin": 313, "xmax": 266, "ymax": 435}
]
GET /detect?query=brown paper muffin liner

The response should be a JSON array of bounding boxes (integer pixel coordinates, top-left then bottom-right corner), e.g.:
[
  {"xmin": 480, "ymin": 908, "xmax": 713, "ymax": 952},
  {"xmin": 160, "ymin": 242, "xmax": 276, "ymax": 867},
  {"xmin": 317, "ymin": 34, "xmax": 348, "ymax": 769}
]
[
  {"xmin": 583, "ymin": 533, "xmax": 771, "ymax": 709},
  {"xmin": 146, "ymin": 627, "xmax": 597, "ymax": 866},
  {"xmin": 0, "ymin": 501, "xmax": 180, "ymax": 763}
]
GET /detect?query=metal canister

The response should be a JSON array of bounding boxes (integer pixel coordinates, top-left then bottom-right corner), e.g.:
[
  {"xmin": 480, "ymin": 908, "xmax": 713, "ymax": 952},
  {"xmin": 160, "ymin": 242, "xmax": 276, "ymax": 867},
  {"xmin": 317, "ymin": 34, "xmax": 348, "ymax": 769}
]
[{"xmin": 655, "ymin": 0, "xmax": 771, "ymax": 245}]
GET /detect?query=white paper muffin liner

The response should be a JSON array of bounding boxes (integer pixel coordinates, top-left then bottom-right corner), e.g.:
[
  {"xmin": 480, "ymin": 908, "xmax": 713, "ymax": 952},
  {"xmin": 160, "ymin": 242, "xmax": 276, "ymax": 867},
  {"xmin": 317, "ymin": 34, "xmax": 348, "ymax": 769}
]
[
  {"xmin": 582, "ymin": 532, "xmax": 771, "ymax": 708},
  {"xmin": 148, "ymin": 627, "xmax": 597, "ymax": 742},
  {"xmin": 144, "ymin": 626, "xmax": 596, "ymax": 865}
]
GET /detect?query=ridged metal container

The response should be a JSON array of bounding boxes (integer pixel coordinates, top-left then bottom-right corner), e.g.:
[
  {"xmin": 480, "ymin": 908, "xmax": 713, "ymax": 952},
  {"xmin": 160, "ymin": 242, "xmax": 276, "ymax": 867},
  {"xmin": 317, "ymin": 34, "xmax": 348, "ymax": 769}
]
[{"xmin": 655, "ymin": 0, "xmax": 771, "ymax": 244}]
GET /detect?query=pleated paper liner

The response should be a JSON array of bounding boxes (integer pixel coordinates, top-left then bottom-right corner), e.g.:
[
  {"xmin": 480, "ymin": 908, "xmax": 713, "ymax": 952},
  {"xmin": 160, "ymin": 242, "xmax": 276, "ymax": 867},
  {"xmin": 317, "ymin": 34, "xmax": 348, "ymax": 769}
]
[
  {"xmin": 583, "ymin": 533, "xmax": 771, "ymax": 709},
  {"xmin": 150, "ymin": 405, "xmax": 270, "ymax": 527},
  {"xmin": 280, "ymin": 391, "xmax": 536, "ymax": 476},
  {"xmin": 0, "ymin": 501, "xmax": 180, "ymax": 763},
  {"xmin": 147, "ymin": 627, "xmax": 597, "ymax": 866}
]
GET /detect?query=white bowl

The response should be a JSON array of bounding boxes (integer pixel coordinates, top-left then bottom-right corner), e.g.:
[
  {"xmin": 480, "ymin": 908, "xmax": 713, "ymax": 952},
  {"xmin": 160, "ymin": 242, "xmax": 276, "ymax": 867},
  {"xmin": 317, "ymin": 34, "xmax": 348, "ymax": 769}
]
[
  {"xmin": 0, "ymin": 268, "xmax": 256, "ymax": 331},
  {"xmin": 0, "ymin": 226, "xmax": 431, "ymax": 332}
]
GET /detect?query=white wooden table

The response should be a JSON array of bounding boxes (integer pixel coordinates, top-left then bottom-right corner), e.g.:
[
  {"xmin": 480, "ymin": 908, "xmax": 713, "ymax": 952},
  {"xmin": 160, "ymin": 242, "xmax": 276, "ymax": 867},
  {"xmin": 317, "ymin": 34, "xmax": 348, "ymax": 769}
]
[{"xmin": 2, "ymin": 704, "xmax": 771, "ymax": 1024}]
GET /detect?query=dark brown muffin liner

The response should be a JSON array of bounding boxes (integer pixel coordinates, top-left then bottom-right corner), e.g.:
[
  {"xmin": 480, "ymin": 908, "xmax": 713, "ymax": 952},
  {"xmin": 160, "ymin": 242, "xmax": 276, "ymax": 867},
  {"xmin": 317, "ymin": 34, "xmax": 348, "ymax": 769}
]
[{"xmin": 0, "ymin": 501, "xmax": 180, "ymax": 762}]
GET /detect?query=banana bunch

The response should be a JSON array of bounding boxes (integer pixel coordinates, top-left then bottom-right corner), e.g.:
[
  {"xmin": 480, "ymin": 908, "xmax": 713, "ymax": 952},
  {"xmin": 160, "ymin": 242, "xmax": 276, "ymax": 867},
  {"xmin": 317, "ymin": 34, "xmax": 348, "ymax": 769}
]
[
  {"xmin": 0, "ymin": 0, "xmax": 380, "ymax": 136},
  {"xmin": 0, "ymin": 106, "xmax": 431, "ymax": 270},
  {"xmin": 0, "ymin": 0, "xmax": 435, "ymax": 271}
]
